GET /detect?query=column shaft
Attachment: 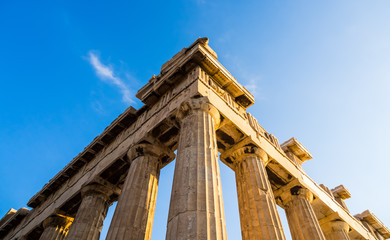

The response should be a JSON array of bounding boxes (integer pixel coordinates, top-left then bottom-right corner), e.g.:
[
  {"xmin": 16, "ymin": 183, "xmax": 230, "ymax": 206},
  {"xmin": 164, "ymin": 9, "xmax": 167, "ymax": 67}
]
[
  {"xmin": 40, "ymin": 227, "xmax": 66, "ymax": 240},
  {"xmin": 106, "ymin": 144, "xmax": 164, "ymax": 240},
  {"xmin": 39, "ymin": 214, "xmax": 72, "ymax": 240},
  {"xmin": 66, "ymin": 184, "xmax": 112, "ymax": 240},
  {"xmin": 283, "ymin": 187, "xmax": 326, "ymax": 240},
  {"xmin": 166, "ymin": 97, "xmax": 227, "ymax": 240},
  {"xmin": 235, "ymin": 150, "xmax": 286, "ymax": 240}
]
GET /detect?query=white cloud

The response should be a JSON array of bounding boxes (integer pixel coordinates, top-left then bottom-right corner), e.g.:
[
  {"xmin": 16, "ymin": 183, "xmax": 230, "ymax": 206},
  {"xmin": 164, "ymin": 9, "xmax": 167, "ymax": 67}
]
[
  {"xmin": 88, "ymin": 51, "xmax": 133, "ymax": 104},
  {"xmin": 91, "ymin": 100, "xmax": 105, "ymax": 114}
]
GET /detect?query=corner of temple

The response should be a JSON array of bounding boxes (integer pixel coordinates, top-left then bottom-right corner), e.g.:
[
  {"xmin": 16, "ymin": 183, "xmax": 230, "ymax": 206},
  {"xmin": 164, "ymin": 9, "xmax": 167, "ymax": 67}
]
[
  {"xmin": 281, "ymin": 137, "xmax": 312, "ymax": 167},
  {"xmin": 331, "ymin": 185, "xmax": 351, "ymax": 200},
  {"xmin": 355, "ymin": 210, "xmax": 390, "ymax": 238}
]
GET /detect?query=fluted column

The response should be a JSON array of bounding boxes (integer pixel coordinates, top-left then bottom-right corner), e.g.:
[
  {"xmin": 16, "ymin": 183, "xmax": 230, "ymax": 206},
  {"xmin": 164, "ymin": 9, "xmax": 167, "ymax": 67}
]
[
  {"xmin": 321, "ymin": 220, "xmax": 350, "ymax": 240},
  {"xmin": 106, "ymin": 143, "xmax": 174, "ymax": 240},
  {"xmin": 278, "ymin": 186, "xmax": 326, "ymax": 240},
  {"xmin": 39, "ymin": 214, "xmax": 72, "ymax": 240},
  {"xmin": 166, "ymin": 96, "xmax": 227, "ymax": 240},
  {"xmin": 66, "ymin": 183, "xmax": 113, "ymax": 240},
  {"xmin": 229, "ymin": 145, "xmax": 286, "ymax": 240}
]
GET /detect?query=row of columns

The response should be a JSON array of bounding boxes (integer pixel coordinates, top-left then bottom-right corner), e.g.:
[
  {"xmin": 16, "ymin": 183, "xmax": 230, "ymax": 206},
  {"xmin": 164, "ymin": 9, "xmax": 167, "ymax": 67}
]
[{"xmin": 37, "ymin": 97, "xmax": 352, "ymax": 240}]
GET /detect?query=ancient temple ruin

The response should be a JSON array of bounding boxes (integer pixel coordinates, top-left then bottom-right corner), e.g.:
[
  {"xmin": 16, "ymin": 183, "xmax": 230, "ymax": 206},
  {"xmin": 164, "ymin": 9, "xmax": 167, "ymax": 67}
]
[{"xmin": 1, "ymin": 38, "xmax": 389, "ymax": 240}]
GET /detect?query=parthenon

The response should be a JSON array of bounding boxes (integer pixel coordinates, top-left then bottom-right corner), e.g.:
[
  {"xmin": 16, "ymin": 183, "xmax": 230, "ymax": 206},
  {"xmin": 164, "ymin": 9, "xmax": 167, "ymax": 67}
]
[{"xmin": 0, "ymin": 38, "xmax": 389, "ymax": 240}]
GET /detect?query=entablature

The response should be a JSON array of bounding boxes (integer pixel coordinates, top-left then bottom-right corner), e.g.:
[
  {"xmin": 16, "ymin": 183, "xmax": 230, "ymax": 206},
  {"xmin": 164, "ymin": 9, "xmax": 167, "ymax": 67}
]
[
  {"xmin": 0, "ymin": 208, "xmax": 29, "ymax": 239},
  {"xmin": 0, "ymin": 209, "xmax": 17, "ymax": 228},
  {"xmin": 356, "ymin": 210, "xmax": 390, "ymax": 239},
  {"xmin": 27, "ymin": 106, "xmax": 138, "ymax": 208},
  {"xmin": 136, "ymin": 37, "xmax": 254, "ymax": 109}
]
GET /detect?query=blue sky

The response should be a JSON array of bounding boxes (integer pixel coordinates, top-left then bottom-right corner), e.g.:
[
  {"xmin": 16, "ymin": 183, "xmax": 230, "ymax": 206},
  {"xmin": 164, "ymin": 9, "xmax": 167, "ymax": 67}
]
[{"xmin": 1, "ymin": 1, "xmax": 389, "ymax": 239}]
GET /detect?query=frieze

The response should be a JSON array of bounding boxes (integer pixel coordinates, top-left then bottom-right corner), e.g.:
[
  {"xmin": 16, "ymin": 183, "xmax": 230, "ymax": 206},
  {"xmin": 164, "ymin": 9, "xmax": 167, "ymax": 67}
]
[
  {"xmin": 197, "ymin": 65, "xmax": 282, "ymax": 151},
  {"xmin": 197, "ymin": 67, "xmax": 247, "ymax": 118},
  {"xmin": 245, "ymin": 112, "xmax": 282, "ymax": 150}
]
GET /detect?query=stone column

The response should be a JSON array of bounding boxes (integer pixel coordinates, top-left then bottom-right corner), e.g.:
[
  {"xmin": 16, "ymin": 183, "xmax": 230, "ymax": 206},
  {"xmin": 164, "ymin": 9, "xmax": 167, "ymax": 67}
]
[
  {"xmin": 321, "ymin": 220, "xmax": 350, "ymax": 240},
  {"xmin": 166, "ymin": 96, "xmax": 227, "ymax": 240},
  {"xmin": 66, "ymin": 183, "xmax": 113, "ymax": 240},
  {"xmin": 278, "ymin": 186, "xmax": 326, "ymax": 240},
  {"xmin": 230, "ymin": 145, "xmax": 286, "ymax": 240},
  {"xmin": 39, "ymin": 214, "xmax": 72, "ymax": 240},
  {"xmin": 106, "ymin": 143, "xmax": 174, "ymax": 240}
]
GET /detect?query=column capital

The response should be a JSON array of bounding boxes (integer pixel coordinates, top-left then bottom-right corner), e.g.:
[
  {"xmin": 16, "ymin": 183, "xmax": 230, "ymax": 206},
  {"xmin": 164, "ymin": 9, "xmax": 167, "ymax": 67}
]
[
  {"xmin": 80, "ymin": 182, "xmax": 115, "ymax": 202},
  {"xmin": 176, "ymin": 96, "xmax": 220, "ymax": 127},
  {"xmin": 290, "ymin": 186, "xmax": 313, "ymax": 201},
  {"xmin": 275, "ymin": 181, "xmax": 314, "ymax": 207},
  {"xmin": 42, "ymin": 214, "xmax": 73, "ymax": 229},
  {"xmin": 321, "ymin": 220, "xmax": 349, "ymax": 233},
  {"xmin": 231, "ymin": 145, "xmax": 268, "ymax": 164},
  {"xmin": 220, "ymin": 137, "xmax": 269, "ymax": 166},
  {"xmin": 127, "ymin": 143, "xmax": 175, "ymax": 163}
]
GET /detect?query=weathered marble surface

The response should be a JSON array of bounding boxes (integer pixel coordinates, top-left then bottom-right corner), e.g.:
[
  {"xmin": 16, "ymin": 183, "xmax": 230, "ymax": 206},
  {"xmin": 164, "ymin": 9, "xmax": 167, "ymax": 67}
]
[
  {"xmin": 166, "ymin": 97, "xmax": 227, "ymax": 240},
  {"xmin": 66, "ymin": 183, "xmax": 113, "ymax": 240},
  {"xmin": 106, "ymin": 144, "xmax": 174, "ymax": 240},
  {"xmin": 232, "ymin": 146, "xmax": 286, "ymax": 240},
  {"xmin": 39, "ymin": 214, "xmax": 72, "ymax": 240}
]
